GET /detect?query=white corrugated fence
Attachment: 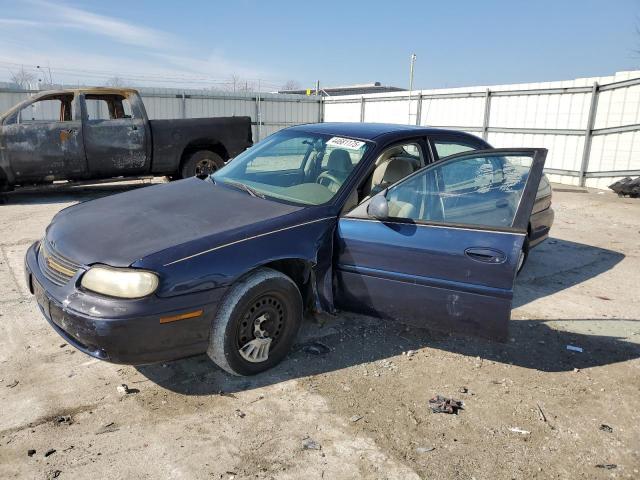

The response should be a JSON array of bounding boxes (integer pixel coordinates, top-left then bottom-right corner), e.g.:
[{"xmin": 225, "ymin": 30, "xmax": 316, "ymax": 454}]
[
  {"xmin": 324, "ymin": 70, "xmax": 640, "ymax": 189},
  {"xmin": 2, "ymin": 70, "xmax": 640, "ymax": 189}
]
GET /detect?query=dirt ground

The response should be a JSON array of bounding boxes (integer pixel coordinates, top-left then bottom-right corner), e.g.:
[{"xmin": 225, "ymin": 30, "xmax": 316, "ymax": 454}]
[{"xmin": 0, "ymin": 181, "xmax": 639, "ymax": 479}]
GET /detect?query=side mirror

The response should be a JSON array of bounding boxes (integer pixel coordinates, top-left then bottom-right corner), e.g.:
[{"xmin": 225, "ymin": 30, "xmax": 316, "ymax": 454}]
[{"xmin": 367, "ymin": 195, "xmax": 389, "ymax": 220}]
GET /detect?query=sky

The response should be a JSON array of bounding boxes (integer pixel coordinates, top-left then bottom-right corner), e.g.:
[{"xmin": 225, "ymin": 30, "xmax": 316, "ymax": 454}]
[{"xmin": 0, "ymin": 0, "xmax": 639, "ymax": 91}]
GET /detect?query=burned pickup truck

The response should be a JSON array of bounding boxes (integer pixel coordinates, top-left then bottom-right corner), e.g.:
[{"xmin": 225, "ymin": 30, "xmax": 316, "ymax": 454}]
[{"xmin": 0, "ymin": 88, "xmax": 252, "ymax": 191}]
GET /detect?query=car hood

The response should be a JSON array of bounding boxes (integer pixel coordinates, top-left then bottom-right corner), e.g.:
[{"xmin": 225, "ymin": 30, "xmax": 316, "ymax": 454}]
[{"xmin": 46, "ymin": 178, "xmax": 302, "ymax": 267}]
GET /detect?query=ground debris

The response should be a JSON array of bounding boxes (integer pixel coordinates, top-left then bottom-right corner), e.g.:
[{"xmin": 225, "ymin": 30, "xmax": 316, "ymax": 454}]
[
  {"xmin": 509, "ymin": 427, "xmax": 531, "ymax": 435},
  {"xmin": 299, "ymin": 341, "xmax": 331, "ymax": 355},
  {"xmin": 536, "ymin": 403, "xmax": 547, "ymax": 422},
  {"xmin": 95, "ymin": 422, "xmax": 119, "ymax": 435},
  {"xmin": 27, "ymin": 449, "xmax": 36, "ymax": 457},
  {"xmin": 302, "ymin": 436, "xmax": 321, "ymax": 450},
  {"xmin": 609, "ymin": 176, "xmax": 640, "ymax": 197},
  {"xmin": 595, "ymin": 464, "xmax": 617, "ymax": 470},
  {"xmin": 6, "ymin": 379, "xmax": 19, "ymax": 388},
  {"xmin": 234, "ymin": 409, "xmax": 246, "ymax": 418},
  {"xmin": 599, "ymin": 424, "xmax": 613, "ymax": 433},
  {"xmin": 217, "ymin": 390, "xmax": 237, "ymax": 399},
  {"xmin": 55, "ymin": 415, "xmax": 72, "ymax": 425},
  {"xmin": 566, "ymin": 345, "xmax": 583, "ymax": 353},
  {"xmin": 116, "ymin": 384, "xmax": 139, "ymax": 395},
  {"xmin": 44, "ymin": 448, "xmax": 56, "ymax": 457},
  {"xmin": 47, "ymin": 470, "xmax": 62, "ymax": 479},
  {"xmin": 349, "ymin": 415, "xmax": 363, "ymax": 423},
  {"xmin": 415, "ymin": 446, "xmax": 436, "ymax": 454},
  {"xmin": 428, "ymin": 395, "xmax": 463, "ymax": 414}
]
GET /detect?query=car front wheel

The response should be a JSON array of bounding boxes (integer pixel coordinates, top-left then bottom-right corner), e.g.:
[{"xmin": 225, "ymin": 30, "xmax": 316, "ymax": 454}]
[{"xmin": 207, "ymin": 268, "xmax": 303, "ymax": 376}]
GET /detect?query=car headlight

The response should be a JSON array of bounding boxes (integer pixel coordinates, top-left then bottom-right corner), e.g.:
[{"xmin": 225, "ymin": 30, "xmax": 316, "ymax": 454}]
[{"xmin": 81, "ymin": 266, "xmax": 159, "ymax": 299}]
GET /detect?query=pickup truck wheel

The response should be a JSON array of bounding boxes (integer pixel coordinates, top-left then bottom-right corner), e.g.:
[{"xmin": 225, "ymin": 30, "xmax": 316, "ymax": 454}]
[
  {"xmin": 181, "ymin": 150, "xmax": 224, "ymax": 178},
  {"xmin": 207, "ymin": 268, "xmax": 303, "ymax": 376}
]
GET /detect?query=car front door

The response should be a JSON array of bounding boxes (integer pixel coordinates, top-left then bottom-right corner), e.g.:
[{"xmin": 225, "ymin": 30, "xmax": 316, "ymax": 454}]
[
  {"xmin": 2, "ymin": 93, "xmax": 86, "ymax": 182},
  {"xmin": 82, "ymin": 93, "xmax": 149, "ymax": 177},
  {"xmin": 334, "ymin": 148, "xmax": 546, "ymax": 341}
]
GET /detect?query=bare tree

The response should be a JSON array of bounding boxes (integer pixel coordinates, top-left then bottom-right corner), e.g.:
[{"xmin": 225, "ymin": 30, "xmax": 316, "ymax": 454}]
[
  {"xmin": 105, "ymin": 76, "xmax": 126, "ymax": 87},
  {"xmin": 281, "ymin": 80, "xmax": 301, "ymax": 91},
  {"xmin": 10, "ymin": 66, "xmax": 36, "ymax": 89},
  {"xmin": 228, "ymin": 73, "xmax": 241, "ymax": 92}
]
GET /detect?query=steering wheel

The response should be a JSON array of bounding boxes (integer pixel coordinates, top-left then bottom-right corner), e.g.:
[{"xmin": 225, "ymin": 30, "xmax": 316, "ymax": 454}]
[{"xmin": 316, "ymin": 171, "xmax": 343, "ymax": 192}]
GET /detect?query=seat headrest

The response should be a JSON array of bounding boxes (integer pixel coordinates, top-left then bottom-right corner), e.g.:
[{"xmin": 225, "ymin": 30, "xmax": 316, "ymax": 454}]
[
  {"xmin": 327, "ymin": 149, "xmax": 352, "ymax": 173},
  {"xmin": 373, "ymin": 158, "xmax": 414, "ymax": 186}
]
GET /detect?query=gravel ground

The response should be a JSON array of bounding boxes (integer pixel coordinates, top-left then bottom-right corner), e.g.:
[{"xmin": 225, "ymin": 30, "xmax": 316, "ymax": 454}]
[{"xmin": 0, "ymin": 181, "xmax": 638, "ymax": 479}]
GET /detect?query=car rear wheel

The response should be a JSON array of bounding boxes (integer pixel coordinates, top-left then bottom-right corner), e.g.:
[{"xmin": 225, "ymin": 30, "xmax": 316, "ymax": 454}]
[
  {"xmin": 181, "ymin": 150, "xmax": 224, "ymax": 178},
  {"xmin": 517, "ymin": 238, "xmax": 530, "ymax": 275},
  {"xmin": 207, "ymin": 268, "xmax": 303, "ymax": 376}
]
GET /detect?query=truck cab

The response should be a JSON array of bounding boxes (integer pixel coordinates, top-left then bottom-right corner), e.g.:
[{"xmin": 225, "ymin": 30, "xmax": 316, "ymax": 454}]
[
  {"xmin": 0, "ymin": 88, "xmax": 252, "ymax": 191},
  {"xmin": 0, "ymin": 89, "xmax": 151, "ymax": 187}
]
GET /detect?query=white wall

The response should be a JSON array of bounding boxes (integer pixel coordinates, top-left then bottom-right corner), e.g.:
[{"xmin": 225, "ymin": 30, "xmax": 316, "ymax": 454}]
[{"xmin": 324, "ymin": 70, "xmax": 640, "ymax": 189}]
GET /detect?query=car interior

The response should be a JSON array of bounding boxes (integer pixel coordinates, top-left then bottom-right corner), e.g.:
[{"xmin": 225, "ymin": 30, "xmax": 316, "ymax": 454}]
[
  {"xmin": 342, "ymin": 142, "xmax": 424, "ymax": 213},
  {"xmin": 84, "ymin": 94, "xmax": 132, "ymax": 120}
]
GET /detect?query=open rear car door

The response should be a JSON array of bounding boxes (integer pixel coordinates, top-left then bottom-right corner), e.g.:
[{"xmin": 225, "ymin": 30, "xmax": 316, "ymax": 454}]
[{"xmin": 335, "ymin": 148, "xmax": 547, "ymax": 341}]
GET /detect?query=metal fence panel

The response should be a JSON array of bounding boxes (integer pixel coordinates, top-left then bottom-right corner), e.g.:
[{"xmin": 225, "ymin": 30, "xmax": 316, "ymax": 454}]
[{"xmin": 323, "ymin": 70, "xmax": 640, "ymax": 189}]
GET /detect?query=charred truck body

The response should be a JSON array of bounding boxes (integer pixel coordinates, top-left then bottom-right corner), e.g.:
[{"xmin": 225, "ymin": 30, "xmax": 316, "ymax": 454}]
[{"xmin": 0, "ymin": 88, "xmax": 252, "ymax": 190}]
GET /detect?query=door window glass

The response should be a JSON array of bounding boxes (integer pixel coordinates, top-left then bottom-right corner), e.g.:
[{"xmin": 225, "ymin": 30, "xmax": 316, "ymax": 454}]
[
  {"xmin": 432, "ymin": 139, "xmax": 477, "ymax": 158},
  {"xmin": 385, "ymin": 154, "xmax": 533, "ymax": 228},
  {"xmin": 85, "ymin": 95, "xmax": 133, "ymax": 120},
  {"xmin": 18, "ymin": 95, "xmax": 73, "ymax": 123}
]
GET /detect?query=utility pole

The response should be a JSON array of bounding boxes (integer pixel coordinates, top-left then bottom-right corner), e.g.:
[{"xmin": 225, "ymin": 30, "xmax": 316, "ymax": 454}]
[{"xmin": 408, "ymin": 53, "xmax": 417, "ymax": 124}]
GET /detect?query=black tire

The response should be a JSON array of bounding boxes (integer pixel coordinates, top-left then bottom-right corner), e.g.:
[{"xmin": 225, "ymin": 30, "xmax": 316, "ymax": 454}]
[
  {"xmin": 207, "ymin": 268, "xmax": 303, "ymax": 376},
  {"xmin": 517, "ymin": 237, "xmax": 530, "ymax": 275},
  {"xmin": 180, "ymin": 150, "xmax": 224, "ymax": 178}
]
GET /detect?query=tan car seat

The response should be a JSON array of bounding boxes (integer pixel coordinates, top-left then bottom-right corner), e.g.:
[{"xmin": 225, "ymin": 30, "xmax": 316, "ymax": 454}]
[{"xmin": 365, "ymin": 157, "xmax": 414, "ymax": 197}]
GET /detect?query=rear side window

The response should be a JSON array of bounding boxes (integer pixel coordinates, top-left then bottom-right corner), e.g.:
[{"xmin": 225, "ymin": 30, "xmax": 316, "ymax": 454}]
[
  {"xmin": 431, "ymin": 136, "xmax": 481, "ymax": 159},
  {"xmin": 85, "ymin": 94, "xmax": 133, "ymax": 120}
]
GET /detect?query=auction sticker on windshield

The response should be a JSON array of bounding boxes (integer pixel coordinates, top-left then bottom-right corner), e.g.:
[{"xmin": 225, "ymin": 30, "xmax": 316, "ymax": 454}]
[{"xmin": 326, "ymin": 137, "xmax": 366, "ymax": 150}]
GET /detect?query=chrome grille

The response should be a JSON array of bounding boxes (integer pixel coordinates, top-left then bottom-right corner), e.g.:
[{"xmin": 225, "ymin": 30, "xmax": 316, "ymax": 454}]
[{"xmin": 39, "ymin": 239, "xmax": 81, "ymax": 286}]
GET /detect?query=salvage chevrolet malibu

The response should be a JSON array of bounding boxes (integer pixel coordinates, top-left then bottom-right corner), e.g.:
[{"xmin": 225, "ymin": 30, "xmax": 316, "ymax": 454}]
[{"xmin": 25, "ymin": 123, "xmax": 553, "ymax": 375}]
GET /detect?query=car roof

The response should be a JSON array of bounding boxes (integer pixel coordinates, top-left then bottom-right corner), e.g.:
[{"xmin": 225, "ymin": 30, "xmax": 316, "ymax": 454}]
[{"xmin": 286, "ymin": 122, "xmax": 481, "ymax": 141}]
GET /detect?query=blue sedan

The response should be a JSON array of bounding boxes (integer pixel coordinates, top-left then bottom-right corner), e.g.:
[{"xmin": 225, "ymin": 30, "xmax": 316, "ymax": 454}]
[{"xmin": 25, "ymin": 123, "xmax": 552, "ymax": 375}]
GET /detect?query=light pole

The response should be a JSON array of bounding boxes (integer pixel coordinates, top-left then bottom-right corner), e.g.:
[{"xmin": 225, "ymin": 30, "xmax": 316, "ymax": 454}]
[{"xmin": 408, "ymin": 53, "xmax": 417, "ymax": 124}]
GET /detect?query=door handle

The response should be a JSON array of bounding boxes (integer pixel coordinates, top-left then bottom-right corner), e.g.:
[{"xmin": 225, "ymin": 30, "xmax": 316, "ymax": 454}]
[{"xmin": 464, "ymin": 247, "xmax": 507, "ymax": 264}]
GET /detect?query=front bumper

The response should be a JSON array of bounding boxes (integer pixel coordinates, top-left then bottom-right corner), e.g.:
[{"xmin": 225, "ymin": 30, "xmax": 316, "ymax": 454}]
[{"xmin": 24, "ymin": 241, "xmax": 224, "ymax": 364}]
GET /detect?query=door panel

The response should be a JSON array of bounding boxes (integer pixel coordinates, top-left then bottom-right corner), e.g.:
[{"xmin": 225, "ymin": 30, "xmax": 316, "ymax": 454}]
[
  {"xmin": 335, "ymin": 148, "xmax": 546, "ymax": 341},
  {"xmin": 335, "ymin": 219, "xmax": 525, "ymax": 340},
  {"xmin": 82, "ymin": 94, "xmax": 149, "ymax": 177},
  {"xmin": 3, "ymin": 94, "xmax": 86, "ymax": 182}
]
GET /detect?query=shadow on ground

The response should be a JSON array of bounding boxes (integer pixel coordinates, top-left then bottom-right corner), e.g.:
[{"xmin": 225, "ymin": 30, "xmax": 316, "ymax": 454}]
[
  {"xmin": 137, "ymin": 237, "xmax": 631, "ymax": 395},
  {"xmin": 0, "ymin": 182, "xmax": 158, "ymax": 205},
  {"xmin": 514, "ymin": 237, "xmax": 624, "ymax": 308},
  {"xmin": 137, "ymin": 314, "xmax": 640, "ymax": 396}
]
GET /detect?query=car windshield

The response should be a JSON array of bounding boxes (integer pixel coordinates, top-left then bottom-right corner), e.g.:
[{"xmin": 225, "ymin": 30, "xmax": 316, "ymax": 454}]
[{"xmin": 212, "ymin": 130, "xmax": 370, "ymax": 205}]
